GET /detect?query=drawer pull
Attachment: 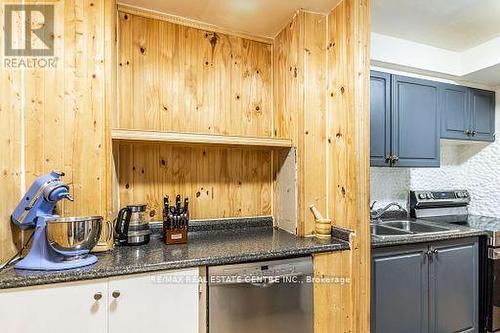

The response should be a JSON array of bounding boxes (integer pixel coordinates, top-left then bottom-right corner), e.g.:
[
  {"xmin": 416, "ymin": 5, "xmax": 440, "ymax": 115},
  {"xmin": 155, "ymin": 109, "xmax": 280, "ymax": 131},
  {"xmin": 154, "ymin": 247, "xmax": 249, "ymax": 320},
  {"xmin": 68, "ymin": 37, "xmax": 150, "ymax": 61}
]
[
  {"xmin": 93, "ymin": 292, "xmax": 103, "ymax": 301},
  {"xmin": 112, "ymin": 290, "xmax": 121, "ymax": 299}
]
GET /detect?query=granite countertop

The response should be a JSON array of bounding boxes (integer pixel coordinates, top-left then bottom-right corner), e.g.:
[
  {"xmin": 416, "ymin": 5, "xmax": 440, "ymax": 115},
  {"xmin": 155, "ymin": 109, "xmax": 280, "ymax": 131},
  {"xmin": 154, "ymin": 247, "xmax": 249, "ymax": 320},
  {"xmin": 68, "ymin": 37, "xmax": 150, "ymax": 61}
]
[
  {"xmin": 371, "ymin": 217, "xmax": 489, "ymax": 248},
  {"xmin": 0, "ymin": 218, "xmax": 349, "ymax": 290}
]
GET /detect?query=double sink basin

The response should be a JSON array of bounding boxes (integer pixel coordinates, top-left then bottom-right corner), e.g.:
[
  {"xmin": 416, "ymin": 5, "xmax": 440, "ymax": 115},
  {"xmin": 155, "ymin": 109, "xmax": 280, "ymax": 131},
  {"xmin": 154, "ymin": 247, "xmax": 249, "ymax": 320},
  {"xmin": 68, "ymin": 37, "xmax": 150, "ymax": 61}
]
[{"xmin": 371, "ymin": 219, "xmax": 458, "ymax": 239}]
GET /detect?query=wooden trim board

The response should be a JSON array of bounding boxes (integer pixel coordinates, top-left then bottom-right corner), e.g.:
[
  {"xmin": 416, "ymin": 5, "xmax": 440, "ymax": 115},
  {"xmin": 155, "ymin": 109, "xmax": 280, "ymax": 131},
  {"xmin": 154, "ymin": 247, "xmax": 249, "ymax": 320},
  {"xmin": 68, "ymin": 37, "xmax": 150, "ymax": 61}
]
[
  {"xmin": 112, "ymin": 129, "xmax": 292, "ymax": 148},
  {"xmin": 117, "ymin": 3, "xmax": 273, "ymax": 45}
]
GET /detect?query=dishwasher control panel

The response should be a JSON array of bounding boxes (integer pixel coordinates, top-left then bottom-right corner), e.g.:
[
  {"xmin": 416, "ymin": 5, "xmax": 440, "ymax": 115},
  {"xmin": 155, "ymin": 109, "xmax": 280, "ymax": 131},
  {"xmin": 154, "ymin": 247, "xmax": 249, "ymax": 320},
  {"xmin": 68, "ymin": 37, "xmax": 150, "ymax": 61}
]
[{"xmin": 208, "ymin": 257, "xmax": 313, "ymax": 285}]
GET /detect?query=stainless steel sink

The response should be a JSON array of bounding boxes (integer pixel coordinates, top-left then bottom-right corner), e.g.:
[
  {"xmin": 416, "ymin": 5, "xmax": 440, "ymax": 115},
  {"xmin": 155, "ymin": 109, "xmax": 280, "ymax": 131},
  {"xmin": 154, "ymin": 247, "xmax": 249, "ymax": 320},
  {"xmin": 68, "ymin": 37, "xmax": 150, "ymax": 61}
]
[
  {"xmin": 371, "ymin": 219, "xmax": 458, "ymax": 239},
  {"xmin": 371, "ymin": 224, "xmax": 412, "ymax": 237},
  {"xmin": 381, "ymin": 220, "xmax": 451, "ymax": 233}
]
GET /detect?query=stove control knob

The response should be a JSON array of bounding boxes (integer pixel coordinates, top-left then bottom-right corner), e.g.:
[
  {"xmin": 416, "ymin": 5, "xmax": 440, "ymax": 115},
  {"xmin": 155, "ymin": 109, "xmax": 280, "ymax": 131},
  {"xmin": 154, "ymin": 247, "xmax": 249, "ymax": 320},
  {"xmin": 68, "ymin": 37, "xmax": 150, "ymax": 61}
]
[
  {"xmin": 426, "ymin": 193, "xmax": 433, "ymax": 199},
  {"xmin": 419, "ymin": 193, "xmax": 426, "ymax": 199},
  {"xmin": 457, "ymin": 192, "xmax": 464, "ymax": 198},
  {"xmin": 463, "ymin": 192, "xmax": 468, "ymax": 198}
]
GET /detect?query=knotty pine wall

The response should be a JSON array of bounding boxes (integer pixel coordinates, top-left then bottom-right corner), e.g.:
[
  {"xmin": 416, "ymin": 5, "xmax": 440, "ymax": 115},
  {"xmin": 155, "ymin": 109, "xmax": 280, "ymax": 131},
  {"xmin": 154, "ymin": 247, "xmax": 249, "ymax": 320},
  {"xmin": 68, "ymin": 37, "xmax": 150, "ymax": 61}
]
[
  {"xmin": 116, "ymin": 143, "xmax": 272, "ymax": 220},
  {"xmin": 314, "ymin": 0, "xmax": 371, "ymax": 331},
  {"xmin": 273, "ymin": 11, "xmax": 327, "ymax": 236},
  {"xmin": 0, "ymin": 0, "xmax": 116, "ymax": 262},
  {"xmin": 114, "ymin": 8, "xmax": 275, "ymax": 220},
  {"xmin": 116, "ymin": 10, "xmax": 272, "ymax": 136}
]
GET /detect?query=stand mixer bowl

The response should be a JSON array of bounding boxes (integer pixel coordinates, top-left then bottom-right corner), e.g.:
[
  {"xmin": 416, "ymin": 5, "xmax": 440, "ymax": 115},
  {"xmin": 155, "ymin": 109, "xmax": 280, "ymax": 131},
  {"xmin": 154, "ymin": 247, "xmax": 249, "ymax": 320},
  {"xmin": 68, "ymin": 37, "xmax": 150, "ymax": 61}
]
[{"xmin": 46, "ymin": 216, "xmax": 102, "ymax": 259}]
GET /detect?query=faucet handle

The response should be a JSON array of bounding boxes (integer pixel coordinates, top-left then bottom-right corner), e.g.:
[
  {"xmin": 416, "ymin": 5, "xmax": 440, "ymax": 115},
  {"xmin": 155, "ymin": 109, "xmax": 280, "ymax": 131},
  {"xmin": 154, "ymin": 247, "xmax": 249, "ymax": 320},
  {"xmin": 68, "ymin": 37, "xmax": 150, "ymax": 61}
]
[{"xmin": 370, "ymin": 201, "xmax": 377, "ymax": 210}]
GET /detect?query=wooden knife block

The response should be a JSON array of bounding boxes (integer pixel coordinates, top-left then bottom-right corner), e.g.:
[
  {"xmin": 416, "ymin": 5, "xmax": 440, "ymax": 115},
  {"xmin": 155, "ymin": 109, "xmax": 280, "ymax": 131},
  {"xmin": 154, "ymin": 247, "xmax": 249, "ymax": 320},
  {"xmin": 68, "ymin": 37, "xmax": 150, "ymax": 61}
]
[{"xmin": 164, "ymin": 227, "xmax": 187, "ymax": 245}]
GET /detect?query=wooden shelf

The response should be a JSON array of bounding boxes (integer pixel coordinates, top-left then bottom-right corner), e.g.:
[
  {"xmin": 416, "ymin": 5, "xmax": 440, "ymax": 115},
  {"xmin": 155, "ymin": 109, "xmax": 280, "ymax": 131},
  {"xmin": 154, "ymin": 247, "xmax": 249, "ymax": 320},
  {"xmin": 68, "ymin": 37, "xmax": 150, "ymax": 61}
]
[{"xmin": 111, "ymin": 129, "xmax": 293, "ymax": 148}]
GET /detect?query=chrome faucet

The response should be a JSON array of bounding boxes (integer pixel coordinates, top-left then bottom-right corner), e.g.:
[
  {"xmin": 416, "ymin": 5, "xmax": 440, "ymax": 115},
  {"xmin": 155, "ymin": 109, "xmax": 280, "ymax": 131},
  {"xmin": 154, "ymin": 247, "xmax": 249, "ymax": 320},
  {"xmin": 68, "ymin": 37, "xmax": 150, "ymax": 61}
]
[{"xmin": 370, "ymin": 201, "xmax": 408, "ymax": 220}]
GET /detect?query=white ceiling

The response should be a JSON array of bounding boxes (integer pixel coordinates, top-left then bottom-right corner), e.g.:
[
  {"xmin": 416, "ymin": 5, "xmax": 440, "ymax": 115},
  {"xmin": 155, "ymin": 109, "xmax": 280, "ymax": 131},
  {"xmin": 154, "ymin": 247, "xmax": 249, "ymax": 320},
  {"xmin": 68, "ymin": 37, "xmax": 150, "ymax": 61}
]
[
  {"xmin": 372, "ymin": 0, "xmax": 500, "ymax": 51},
  {"xmin": 119, "ymin": 0, "xmax": 341, "ymax": 38}
]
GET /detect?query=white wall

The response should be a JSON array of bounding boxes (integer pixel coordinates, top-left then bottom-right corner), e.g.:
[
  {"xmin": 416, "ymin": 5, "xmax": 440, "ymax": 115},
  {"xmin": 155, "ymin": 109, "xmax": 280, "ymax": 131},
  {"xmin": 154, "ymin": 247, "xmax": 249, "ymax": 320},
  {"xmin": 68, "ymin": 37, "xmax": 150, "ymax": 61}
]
[
  {"xmin": 371, "ymin": 88, "xmax": 500, "ymax": 217},
  {"xmin": 371, "ymin": 32, "xmax": 500, "ymax": 89}
]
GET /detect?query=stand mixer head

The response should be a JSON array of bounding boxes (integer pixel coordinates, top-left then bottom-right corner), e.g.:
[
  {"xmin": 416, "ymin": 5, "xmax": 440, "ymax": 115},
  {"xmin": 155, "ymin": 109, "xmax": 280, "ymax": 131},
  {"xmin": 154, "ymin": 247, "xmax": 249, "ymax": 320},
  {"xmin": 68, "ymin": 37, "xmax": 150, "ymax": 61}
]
[{"xmin": 11, "ymin": 171, "xmax": 101, "ymax": 271}]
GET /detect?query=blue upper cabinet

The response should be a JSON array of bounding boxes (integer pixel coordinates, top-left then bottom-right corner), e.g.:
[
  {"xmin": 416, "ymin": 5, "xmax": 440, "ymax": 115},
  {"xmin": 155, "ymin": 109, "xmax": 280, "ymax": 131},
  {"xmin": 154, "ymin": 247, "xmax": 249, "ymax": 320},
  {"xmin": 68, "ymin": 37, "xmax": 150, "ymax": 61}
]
[
  {"xmin": 370, "ymin": 71, "xmax": 391, "ymax": 166},
  {"xmin": 440, "ymin": 84, "xmax": 470, "ymax": 140},
  {"xmin": 369, "ymin": 71, "xmax": 440, "ymax": 167},
  {"xmin": 441, "ymin": 85, "xmax": 495, "ymax": 142},
  {"xmin": 470, "ymin": 88, "xmax": 495, "ymax": 141},
  {"xmin": 371, "ymin": 71, "xmax": 496, "ymax": 167},
  {"xmin": 391, "ymin": 75, "xmax": 440, "ymax": 167}
]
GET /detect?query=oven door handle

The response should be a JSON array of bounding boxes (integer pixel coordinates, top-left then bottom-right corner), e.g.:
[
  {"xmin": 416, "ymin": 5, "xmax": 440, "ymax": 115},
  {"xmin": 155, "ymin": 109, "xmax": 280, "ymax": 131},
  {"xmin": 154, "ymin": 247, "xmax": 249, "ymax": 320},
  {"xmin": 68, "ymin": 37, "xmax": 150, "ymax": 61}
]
[{"xmin": 488, "ymin": 248, "xmax": 500, "ymax": 260}]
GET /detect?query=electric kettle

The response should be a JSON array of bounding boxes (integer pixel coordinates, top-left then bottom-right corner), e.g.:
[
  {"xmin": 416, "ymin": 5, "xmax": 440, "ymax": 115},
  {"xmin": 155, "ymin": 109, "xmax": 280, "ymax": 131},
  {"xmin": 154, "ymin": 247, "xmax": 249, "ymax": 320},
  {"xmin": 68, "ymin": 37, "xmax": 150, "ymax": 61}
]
[{"xmin": 115, "ymin": 204, "xmax": 151, "ymax": 246}]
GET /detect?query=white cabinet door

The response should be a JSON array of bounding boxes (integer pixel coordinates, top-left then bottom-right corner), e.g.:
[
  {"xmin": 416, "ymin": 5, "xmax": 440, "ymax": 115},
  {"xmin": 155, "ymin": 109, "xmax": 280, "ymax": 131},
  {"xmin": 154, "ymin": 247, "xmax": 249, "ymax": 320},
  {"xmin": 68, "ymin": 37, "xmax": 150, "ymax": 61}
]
[
  {"xmin": 0, "ymin": 279, "xmax": 108, "ymax": 333},
  {"xmin": 108, "ymin": 268, "xmax": 199, "ymax": 333}
]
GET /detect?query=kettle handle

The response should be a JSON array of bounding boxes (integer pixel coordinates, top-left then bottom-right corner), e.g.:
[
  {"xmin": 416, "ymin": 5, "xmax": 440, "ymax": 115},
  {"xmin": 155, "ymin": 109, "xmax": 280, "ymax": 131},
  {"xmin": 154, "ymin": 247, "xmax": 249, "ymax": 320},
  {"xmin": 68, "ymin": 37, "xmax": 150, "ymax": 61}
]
[{"xmin": 115, "ymin": 207, "xmax": 129, "ymax": 239}]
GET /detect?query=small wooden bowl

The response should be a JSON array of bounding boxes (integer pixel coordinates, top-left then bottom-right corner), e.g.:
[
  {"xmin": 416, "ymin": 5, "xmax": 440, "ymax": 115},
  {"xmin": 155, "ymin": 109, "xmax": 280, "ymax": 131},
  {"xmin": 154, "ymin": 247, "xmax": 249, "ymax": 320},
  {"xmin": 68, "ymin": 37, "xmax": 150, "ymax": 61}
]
[
  {"xmin": 314, "ymin": 232, "xmax": 332, "ymax": 240},
  {"xmin": 315, "ymin": 223, "xmax": 332, "ymax": 234}
]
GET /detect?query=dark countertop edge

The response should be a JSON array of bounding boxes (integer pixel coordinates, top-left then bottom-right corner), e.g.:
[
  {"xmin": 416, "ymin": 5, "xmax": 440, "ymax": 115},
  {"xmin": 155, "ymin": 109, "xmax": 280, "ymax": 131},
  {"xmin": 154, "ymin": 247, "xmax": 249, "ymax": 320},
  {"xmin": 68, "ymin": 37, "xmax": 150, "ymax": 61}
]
[
  {"xmin": 371, "ymin": 229, "xmax": 488, "ymax": 248},
  {"xmin": 0, "ymin": 240, "xmax": 349, "ymax": 290}
]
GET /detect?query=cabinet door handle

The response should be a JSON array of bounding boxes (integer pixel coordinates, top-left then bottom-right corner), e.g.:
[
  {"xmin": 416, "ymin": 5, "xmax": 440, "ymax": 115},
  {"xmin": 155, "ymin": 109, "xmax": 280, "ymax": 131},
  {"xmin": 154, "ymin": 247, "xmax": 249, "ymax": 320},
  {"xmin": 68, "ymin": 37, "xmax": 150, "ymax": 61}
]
[
  {"xmin": 471, "ymin": 130, "xmax": 477, "ymax": 136},
  {"xmin": 464, "ymin": 129, "xmax": 472, "ymax": 136},
  {"xmin": 93, "ymin": 292, "xmax": 103, "ymax": 301},
  {"xmin": 432, "ymin": 249, "xmax": 439, "ymax": 256},
  {"xmin": 425, "ymin": 250, "xmax": 433, "ymax": 261},
  {"xmin": 112, "ymin": 290, "xmax": 121, "ymax": 299}
]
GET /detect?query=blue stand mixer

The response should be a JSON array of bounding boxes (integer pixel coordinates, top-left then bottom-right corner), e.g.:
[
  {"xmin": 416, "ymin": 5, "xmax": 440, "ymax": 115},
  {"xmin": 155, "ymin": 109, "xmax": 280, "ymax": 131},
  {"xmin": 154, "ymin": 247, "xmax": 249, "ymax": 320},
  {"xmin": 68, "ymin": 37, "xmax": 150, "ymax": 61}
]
[{"xmin": 11, "ymin": 171, "xmax": 101, "ymax": 270}]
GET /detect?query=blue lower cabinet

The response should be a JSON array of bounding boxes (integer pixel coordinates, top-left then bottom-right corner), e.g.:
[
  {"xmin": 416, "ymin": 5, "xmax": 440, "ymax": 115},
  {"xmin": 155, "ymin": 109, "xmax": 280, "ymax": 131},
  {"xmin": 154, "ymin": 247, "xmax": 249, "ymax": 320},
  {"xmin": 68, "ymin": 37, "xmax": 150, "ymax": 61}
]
[
  {"xmin": 429, "ymin": 239, "xmax": 478, "ymax": 333},
  {"xmin": 372, "ymin": 244, "xmax": 429, "ymax": 333},
  {"xmin": 372, "ymin": 238, "xmax": 479, "ymax": 333}
]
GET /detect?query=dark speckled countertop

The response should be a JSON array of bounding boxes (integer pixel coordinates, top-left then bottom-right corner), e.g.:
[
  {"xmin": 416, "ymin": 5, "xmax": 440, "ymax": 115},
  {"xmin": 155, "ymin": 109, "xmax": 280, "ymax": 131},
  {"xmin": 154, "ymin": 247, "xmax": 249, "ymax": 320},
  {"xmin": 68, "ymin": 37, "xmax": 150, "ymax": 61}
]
[{"xmin": 0, "ymin": 218, "xmax": 349, "ymax": 290}]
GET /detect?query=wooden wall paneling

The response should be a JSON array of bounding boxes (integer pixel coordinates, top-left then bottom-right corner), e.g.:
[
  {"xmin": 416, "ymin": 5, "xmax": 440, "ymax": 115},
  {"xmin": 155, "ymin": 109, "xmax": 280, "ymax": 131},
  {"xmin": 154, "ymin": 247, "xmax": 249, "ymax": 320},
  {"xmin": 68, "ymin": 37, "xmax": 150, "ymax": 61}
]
[
  {"xmin": 274, "ymin": 148, "xmax": 298, "ymax": 234},
  {"xmin": 131, "ymin": 15, "xmax": 160, "ymax": 131},
  {"xmin": 117, "ymin": 143, "xmax": 273, "ymax": 221},
  {"xmin": 61, "ymin": 0, "xmax": 107, "ymax": 217},
  {"xmin": 117, "ymin": 4, "xmax": 274, "ymax": 45},
  {"xmin": 117, "ymin": 143, "xmax": 133, "ymax": 210},
  {"xmin": 0, "ymin": 4, "xmax": 23, "ymax": 262},
  {"xmin": 272, "ymin": 13, "xmax": 303, "ymax": 234},
  {"xmin": 117, "ymin": 10, "xmax": 132, "ymax": 129},
  {"xmin": 117, "ymin": 10, "xmax": 273, "ymax": 137},
  {"xmin": 302, "ymin": 12, "xmax": 327, "ymax": 235},
  {"xmin": 326, "ymin": 0, "xmax": 371, "ymax": 331},
  {"xmin": 313, "ymin": 251, "xmax": 353, "ymax": 333},
  {"xmin": 0, "ymin": 0, "xmax": 114, "ymax": 261},
  {"xmin": 105, "ymin": 0, "xmax": 117, "ymax": 220},
  {"xmin": 272, "ymin": 11, "xmax": 327, "ymax": 236},
  {"xmin": 273, "ymin": 12, "xmax": 301, "ymax": 142}
]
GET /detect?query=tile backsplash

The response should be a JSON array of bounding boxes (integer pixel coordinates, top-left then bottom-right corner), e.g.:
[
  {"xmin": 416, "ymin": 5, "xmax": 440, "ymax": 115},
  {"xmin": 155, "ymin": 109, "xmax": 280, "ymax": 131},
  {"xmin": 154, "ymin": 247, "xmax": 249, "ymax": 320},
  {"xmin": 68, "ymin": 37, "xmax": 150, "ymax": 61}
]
[{"xmin": 371, "ymin": 88, "xmax": 500, "ymax": 217}]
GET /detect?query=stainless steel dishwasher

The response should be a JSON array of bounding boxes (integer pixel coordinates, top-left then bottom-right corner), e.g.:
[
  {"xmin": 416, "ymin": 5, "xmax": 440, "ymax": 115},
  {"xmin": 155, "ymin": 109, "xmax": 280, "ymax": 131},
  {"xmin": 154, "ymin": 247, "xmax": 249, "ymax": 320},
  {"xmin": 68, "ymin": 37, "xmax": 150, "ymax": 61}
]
[{"xmin": 208, "ymin": 256, "xmax": 313, "ymax": 333}]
